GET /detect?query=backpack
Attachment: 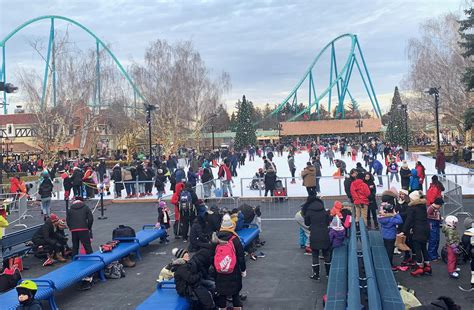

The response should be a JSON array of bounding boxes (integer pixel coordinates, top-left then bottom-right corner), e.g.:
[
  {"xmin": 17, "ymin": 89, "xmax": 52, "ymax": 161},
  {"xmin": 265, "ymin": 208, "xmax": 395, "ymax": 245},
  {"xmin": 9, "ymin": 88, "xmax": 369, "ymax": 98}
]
[
  {"xmin": 112, "ymin": 225, "xmax": 136, "ymax": 239},
  {"xmin": 0, "ymin": 267, "xmax": 21, "ymax": 292},
  {"xmin": 104, "ymin": 261, "xmax": 125, "ymax": 279},
  {"xmin": 214, "ymin": 235, "xmax": 237, "ymax": 274},
  {"xmin": 179, "ymin": 191, "xmax": 193, "ymax": 215}
]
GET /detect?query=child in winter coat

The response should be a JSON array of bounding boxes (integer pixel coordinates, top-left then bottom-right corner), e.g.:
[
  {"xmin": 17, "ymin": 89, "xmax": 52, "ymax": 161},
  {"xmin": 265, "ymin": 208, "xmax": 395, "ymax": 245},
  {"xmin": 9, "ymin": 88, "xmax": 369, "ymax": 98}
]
[
  {"xmin": 442, "ymin": 215, "xmax": 461, "ymax": 278},
  {"xmin": 378, "ymin": 204, "xmax": 403, "ymax": 267},
  {"xmin": 16, "ymin": 280, "xmax": 43, "ymax": 310},
  {"xmin": 156, "ymin": 201, "xmax": 170, "ymax": 243},
  {"xmin": 102, "ymin": 174, "xmax": 111, "ymax": 196},
  {"xmin": 329, "ymin": 217, "xmax": 345, "ymax": 249},
  {"xmin": 427, "ymin": 198, "xmax": 444, "ymax": 261},
  {"xmin": 409, "ymin": 169, "xmax": 420, "ymax": 192}
]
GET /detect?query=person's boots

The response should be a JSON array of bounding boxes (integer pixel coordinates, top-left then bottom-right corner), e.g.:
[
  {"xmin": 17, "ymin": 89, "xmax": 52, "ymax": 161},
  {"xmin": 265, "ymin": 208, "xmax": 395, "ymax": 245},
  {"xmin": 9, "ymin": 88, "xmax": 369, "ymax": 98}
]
[
  {"xmin": 423, "ymin": 262, "xmax": 432, "ymax": 275},
  {"xmin": 55, "ymin": 252, "xmax": 67, "ymax": 262},
  {"xmin": 410, "ymin": 264, "xmax": 425, "ymax": 277},
  {"xmin": 324, "ymin": 263, "xmax": 331, "ymax": 278},
  {"xmin": 310, "ymin": 264, "xmax": 320, "ymax": 280}
]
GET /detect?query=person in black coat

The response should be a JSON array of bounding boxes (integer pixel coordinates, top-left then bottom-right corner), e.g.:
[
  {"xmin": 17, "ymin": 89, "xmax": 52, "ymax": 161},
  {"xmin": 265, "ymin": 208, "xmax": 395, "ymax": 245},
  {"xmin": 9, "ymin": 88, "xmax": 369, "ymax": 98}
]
[
  {"xmin": 344, "ymin": 169, "xmax": 358, "ymax": 203},
  {"xmin": 188, "ymin": 216, "xmax": 212, "ymax": 252},
  {"xmin": 66, "ymin": 201, "xmax": 93, "ymax": 257},
  {"xmin": 363, "ymin": 172, "xmax": 378, "ymax": 230},
  {"xmin": 399, "ymin": 161, "xmax": 411, "ymax": 190},
  {"xmin": 214, "ymin": 214, "xmax": 246, "ymax": 309},
  {"xmin": 264, "ymin": 168, "xmax": 277, "ymax": 197},
  {"xmin": 111, "ymin": 164, "xmax": 123, "ymax": 198},
  {"xmin": 71, "ymin": 167, "xmax": 83, "ymax": 198},
  {"xmin": 97, "ymin": 160, "xmax": 106, "ymax": 182},
  {"xmin": 401, "ymin": 190, "xmax": 431, "ymax": 276},
  {"xmin": 38, "ymin": 172, "xmax": 54, "ymax": 219},
  {"xmin": 303, "ymin": 195, "xmax": 332, "ymax": 280},
  {"xmin": 32, "ymin": 214, "xmax": 68, "ymax": 266},
  {"xmin": 205, "ymin": 205, "xmax": 222, "ymax": 235}
]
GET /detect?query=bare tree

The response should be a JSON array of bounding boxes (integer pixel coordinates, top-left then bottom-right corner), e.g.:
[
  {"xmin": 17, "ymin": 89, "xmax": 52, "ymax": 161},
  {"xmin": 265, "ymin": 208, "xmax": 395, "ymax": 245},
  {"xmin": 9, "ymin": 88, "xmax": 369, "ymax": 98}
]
[
  {"xmin": 131, "ymin": 40, "xmax": 230, "ymax": 154},
  {"xmin": 404, "ymin": 13, "xmax": 473, "ymax": 137}
]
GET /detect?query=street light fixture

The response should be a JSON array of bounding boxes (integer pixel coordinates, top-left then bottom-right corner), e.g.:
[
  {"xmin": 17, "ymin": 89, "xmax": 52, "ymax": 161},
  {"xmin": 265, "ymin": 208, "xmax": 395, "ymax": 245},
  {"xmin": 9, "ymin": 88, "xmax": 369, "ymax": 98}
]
[
  {"xmin": 144, "ymin": 103, "xmax": 156, "ymax": 161},
  {"xmin": 355, "ymin": 119, "xmax": 364, "ymax": 143},
  {"xmin": 424, "ymin": 87, "xmax": 441, "ymax": 150}
]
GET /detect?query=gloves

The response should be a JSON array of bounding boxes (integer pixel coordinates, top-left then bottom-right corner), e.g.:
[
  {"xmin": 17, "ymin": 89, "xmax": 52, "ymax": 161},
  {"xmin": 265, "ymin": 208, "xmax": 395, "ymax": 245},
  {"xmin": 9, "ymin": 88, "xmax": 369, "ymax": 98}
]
[
  {"xmin": 241, "ymin": 270, "xmax": 247, "ymax": 278},
  {"xmin": 450, "ymin": 244, "xmax": 460, "ymax": 254}
]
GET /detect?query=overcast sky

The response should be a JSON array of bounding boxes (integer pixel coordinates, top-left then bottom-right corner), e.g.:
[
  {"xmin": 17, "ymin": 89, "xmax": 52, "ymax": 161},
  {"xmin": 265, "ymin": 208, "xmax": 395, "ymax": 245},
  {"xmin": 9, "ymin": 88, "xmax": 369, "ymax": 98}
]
[{"xmin": 0, "ymin": 0, "xmax": 468, "ymax": 114}]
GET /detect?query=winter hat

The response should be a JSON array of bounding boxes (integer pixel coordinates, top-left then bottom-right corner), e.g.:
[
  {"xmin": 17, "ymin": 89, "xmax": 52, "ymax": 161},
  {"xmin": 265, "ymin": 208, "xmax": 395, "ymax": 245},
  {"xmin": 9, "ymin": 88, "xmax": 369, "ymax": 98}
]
[
  {"xmin": 330, "ymin": 201, "xmax": 343, "ymax": 218},
  {"xmin": 49, "ymin": 213, "xmax": 59, "ymax": 223},
  {"xmin": 399, "ymin": 189, "xmax": 409, "ymax": 196},
  {"xmin": 463, "ymin": 217, "xmax": 473, "ymax": 230},
  {"xmin": 329, "ymin": 216, "xmax": 345, "ymax": 231},
  {"xmin": 220, "ymin": 213, "xmax": 236, "ymax": 232},
  {"xmin": 16, "ymin": 280, "xmax": 37, "ymax": 304},
  {"xmin": 409, "ymin": 190, "xmax": 423, "ymax": 202},
  {"xmin": 172, "ymin": 248, "xmax": 188, "ymax": 259},
  {"xmin": 158, "ymin": 201, "xmax": 167, "ymax": 209},
  {"xmin": 402, "ymin": 160, "xmax": 408, "ymax": 168},
  {"xmin": 433, "ymin": 197, "xmax": 444, "ymax": 206}
]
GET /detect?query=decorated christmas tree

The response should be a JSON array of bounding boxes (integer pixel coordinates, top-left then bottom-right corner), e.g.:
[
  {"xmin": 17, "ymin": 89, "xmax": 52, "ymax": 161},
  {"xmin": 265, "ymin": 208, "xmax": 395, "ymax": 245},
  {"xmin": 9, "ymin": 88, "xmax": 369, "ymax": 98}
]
[
  {"xmin": 234, "ymin": 95, "xmax": 257, "ymax": 150},
  {"xmin": 385, "ymin": 86, "xmax": 409, "ymax": 147}
]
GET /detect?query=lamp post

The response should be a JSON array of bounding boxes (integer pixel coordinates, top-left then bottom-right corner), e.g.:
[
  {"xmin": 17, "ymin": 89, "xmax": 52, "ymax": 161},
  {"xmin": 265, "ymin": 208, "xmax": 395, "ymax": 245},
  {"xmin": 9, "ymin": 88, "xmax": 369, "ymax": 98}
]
[
  {"xmin": 397, "ymin": 103, "xmax": 409, "ymax": 151},
  {"xmin": 211, "ymin": 125, "xmax": 215, "ymax": 151},
  {"xmin": 356, "ymin": 119, "xmax": 364, "ymax": 143},
  {"xmin": 144, "ymin": 103, "xmax": 156, "ymax": 161},
  {"xmin": 425, "ymin": 87, "xmax": 440, "ymax": 150}
]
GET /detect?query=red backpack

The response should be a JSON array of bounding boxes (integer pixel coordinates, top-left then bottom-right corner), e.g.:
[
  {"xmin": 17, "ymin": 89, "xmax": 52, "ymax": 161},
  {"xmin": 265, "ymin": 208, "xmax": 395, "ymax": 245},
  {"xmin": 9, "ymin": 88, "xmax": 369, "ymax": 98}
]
[{"xmin": 214, "ymin": 235, "xmax": 237, "ymax": 274}]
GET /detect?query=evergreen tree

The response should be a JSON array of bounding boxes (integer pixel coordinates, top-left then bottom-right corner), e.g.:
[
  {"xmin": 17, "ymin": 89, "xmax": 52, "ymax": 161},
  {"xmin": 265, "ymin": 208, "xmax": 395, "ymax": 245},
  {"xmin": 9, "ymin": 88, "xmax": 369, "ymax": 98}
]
[
  {"xmin": 385, "ymin": 86, "xmax": 409, "ymax": 146},
  {"xmin": 229, "ymin": 112, "xmax": 237, "ymax": 131},
  {"xmin": 460, "ymin": 8, "xmax": 474, "ymax": 91},
  {"xmin": 234, "ymin": 95, "xmax": 257, "ymax": 149},
  {"xmin": 213, "ymin": 104, "xmax": 231, "ymax": 131}
]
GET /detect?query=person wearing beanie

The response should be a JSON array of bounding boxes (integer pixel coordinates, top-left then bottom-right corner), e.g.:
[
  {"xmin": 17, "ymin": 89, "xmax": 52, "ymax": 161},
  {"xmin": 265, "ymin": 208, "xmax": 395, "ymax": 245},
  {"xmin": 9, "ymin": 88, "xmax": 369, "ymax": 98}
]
[
  {"xmin": 16, "ymin": 280, "xmax": 42, "ymax": 310},
  {"xmin": 214, "ymin": 213, "xmax": 246, "ymax": 309},
  {"xmin": 344, "ymin": 169, "xmax": 358, "ymax": 203},
  {"xmin": 427, "ymin": 198, "xmax": 444, "ymax": 261},
  {"xmin": 426, "ymin": 175, "xmax": 445, "ymax": 206},
  {"xmin": 32, "ymin": 213, "xmax": 68, "ymax": 266},
  {"xmin": 66, "ymin": 200, "xmax": 93, "ymax": 257},
  {"xmin": 329, "ymin": 217, "xmax": 345, "ymax": 249},
  {"xmin": 399, "ymin": 160, "xmax": 411, "ymax": 190},
  {"xmin": 38, "ymin": 171, "xmax": 54, "ymax": 221},
  {"xmin": 378, "ymin": 204, "xmax": 403, "ymax": 268},
  {"xmin": 363, "ymin": 172, "xmax": 378, "ymax": 230},
  {"xmin": 442, "ymin": 215, "xmax": 461, "ymax": 278},
  {"xmin": 172, "ymin": 248, "xmax": 189, "ymax": 260},
  {"xmin": 401, "ymin": 191, "xmax": 431, "ymax": 276}
]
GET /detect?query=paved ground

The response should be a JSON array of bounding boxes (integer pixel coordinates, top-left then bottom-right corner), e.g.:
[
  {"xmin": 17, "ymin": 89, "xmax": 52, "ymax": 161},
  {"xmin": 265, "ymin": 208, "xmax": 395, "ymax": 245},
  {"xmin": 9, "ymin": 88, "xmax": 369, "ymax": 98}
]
[{"xmin": 4, "ymin": 198, "xmax": 474, "ymax": 309}]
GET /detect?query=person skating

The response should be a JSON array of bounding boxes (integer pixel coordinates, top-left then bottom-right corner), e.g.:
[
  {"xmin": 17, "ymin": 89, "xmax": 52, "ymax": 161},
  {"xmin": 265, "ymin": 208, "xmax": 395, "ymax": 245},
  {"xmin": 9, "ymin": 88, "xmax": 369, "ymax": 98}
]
[
  {"xmin": 301, "ymin": 162, "xmax": 317, "ymax": 196},
  {"xmin": 303, "ymin": 195, "xmax": 331, "ymax": 280},
  {"xmin": 442, "ymin": 215, "xmax": 461, "ymax": 279},
  {"xmin": 16, "ymin": 280, "xmax": 43, "ymax": 310},
  {"xmin": 288, "ymin": 154, "xmax": 296, "ymax": 184}
]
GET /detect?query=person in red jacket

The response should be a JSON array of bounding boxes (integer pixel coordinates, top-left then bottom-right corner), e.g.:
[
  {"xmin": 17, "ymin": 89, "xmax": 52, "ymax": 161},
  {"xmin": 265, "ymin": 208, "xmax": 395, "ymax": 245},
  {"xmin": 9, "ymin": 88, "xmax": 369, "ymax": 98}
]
[
  {"xmin": 415, "ymin": 161, "xmax": 426, "ymax": 190},
  {"xmin": 435, "ymin": 149, "xmax": 446, "ymax": 177},
  {"xmin": 170, "ymin": 182, "xmax": 185, "ymax": 239},
  {"xmin": 426, "ymin": 175, "xmax": 445, "ymax": 206},
  {"xmin": 350, "ymin": 176, "xmax": 371, "ymax": 226}
]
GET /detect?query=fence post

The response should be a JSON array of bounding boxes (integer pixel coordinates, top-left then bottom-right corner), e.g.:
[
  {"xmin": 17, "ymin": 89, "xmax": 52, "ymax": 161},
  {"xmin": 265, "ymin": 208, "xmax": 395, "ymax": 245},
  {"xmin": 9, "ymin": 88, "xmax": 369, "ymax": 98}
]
[
  {"xmin": 240, "ymin": 178, "xmax": 243, "ymax": 197},
  {"xmin": 135, "ymin": 177, "xmax": 139, "ymax": 199},
  {"xmin": 284, "ymin": 177, "xmax": 288, "ymax": 197},
  {"xmin": 338, "ymin": 178, "xmax": 342, "ymax": 195}
]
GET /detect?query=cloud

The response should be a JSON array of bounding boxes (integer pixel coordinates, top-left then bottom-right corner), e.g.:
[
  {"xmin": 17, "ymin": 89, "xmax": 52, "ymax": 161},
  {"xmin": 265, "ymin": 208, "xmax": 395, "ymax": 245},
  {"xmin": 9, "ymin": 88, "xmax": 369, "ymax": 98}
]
[{"xmin": 0, "ymin": 0, "xmax": 464, "ymax": 114}]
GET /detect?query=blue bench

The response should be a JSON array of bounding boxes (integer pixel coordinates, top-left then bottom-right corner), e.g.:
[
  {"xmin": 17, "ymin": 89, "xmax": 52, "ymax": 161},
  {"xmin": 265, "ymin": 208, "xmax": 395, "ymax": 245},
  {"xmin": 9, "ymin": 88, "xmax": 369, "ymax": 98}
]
[
  {"xmin": 237, "ymin": 225, "xmax": 260, "ymax": 248},
  {"xmin": 325, "ymin": 242, "xmax": 348, "ymax": 310},
  {"xmin": 0, "ymin": 225, "xmax": 165, "ymax": 310},
  {"xmin": 136, "ymin": 280, "xmax": 190, "ymax": 310},
  {"xmin": 1, "ymin": 224, "xmax": 41, "ymax": 260},
  {"xmin": 359, "ymin": 218, "xmax": 382, "ymax": 310},
  {"xmin": 368, "ymin": 231, "xmax": 404, "ymax": 310},
  {"xmin": 347, "ymin": 220, "xmax": 362, "ymax": 309}
]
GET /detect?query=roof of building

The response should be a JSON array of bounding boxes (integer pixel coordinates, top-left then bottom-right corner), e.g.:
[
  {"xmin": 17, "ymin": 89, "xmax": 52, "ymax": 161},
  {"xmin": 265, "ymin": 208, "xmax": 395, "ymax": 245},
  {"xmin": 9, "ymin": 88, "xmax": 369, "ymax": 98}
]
[
  {"xmin": 0, "ymin": 113, "xmax": 37, "ymax": 126},
  {"xmin": 9, "ymin": 142, "xmax": 41, "ymax": 153},
  {"xmin": 281, "ymin": 118, "xmax": 383, "ymax": 136},
  {"xmin": 201, "ymin": 129, "xmax": 280, "ymax": 139}
]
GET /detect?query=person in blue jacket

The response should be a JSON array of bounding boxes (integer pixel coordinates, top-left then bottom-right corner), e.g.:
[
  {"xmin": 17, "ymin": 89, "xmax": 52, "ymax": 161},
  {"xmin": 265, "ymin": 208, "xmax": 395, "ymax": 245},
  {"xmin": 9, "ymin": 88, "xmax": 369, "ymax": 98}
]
[
  {"xmin": 378, "ymin": 203, "xmax": 403, "ymax": 267},
  {"xmin": 409, "ymin": 169, "xmax": 421, "ymax": 192},
  {"xmin": 369, "ymin": 158, "xmax": 384, "ymax": 187},
  {"xmin": 187, "ymin": 167, "xmax": 198, "ymax": 187}
]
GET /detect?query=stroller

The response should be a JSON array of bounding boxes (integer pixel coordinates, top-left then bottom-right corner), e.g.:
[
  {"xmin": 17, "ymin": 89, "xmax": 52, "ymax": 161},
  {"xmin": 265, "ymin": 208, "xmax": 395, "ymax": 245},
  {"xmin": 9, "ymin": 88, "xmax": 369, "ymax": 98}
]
[
  {"xmin": 249, "ymin": 177, "xmax": 265, "ymax": 191},
  {"xmin": 273, "ymin": 180, "xmax": 287, "ymax": 202}
]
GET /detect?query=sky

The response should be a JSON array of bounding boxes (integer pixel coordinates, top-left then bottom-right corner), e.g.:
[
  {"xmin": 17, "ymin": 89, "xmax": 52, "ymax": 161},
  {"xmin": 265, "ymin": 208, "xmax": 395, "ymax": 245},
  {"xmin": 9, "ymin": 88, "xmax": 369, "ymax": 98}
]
[{"xmin": 0, "ymin": 0, "xmax": 469, "ymax": 115}]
